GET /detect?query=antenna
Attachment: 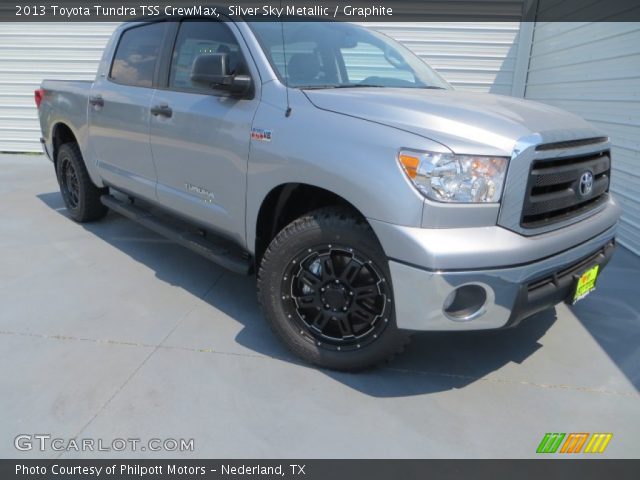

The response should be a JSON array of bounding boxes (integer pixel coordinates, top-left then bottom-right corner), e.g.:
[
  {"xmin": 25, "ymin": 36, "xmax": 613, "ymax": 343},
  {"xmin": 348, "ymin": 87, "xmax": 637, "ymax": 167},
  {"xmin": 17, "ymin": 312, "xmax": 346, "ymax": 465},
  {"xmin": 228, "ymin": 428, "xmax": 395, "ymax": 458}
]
[{"xmin": 280, "ymin": 1, "xmax": 292, "ymax": 117}]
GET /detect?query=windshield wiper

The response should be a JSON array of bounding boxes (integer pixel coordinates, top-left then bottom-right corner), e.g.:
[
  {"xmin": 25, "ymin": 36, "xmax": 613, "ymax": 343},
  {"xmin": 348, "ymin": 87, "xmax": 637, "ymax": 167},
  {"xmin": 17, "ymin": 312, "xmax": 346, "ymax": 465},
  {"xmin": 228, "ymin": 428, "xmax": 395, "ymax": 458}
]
[
  {"xmin": 301, "ymin": 84, "xmax": 384, "ymax": 90},
  {"xmin": 301, "ymin": 84, "xmax": 446, "ymax": 90},
  {"xmin": 334, "ymin": 84, "xmax": 385, "ymax": 88}
]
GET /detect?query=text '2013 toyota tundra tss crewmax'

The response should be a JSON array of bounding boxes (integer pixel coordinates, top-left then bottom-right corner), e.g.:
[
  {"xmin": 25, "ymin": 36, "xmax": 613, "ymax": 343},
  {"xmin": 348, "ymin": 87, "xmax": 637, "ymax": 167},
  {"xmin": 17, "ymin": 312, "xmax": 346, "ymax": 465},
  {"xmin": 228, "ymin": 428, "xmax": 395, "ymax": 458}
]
[{"xmin": 37, "ymin": 17, "xmax": 621, "ymax": 371}]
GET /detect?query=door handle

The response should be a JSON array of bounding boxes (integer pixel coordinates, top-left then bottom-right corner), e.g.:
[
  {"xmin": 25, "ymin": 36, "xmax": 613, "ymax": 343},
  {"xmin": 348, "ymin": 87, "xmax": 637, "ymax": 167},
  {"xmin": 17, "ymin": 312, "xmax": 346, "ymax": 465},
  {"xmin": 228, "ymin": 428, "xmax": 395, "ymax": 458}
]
[
  {"xmin": 89, "ymin": 95, "xmax": 104, "ymax": 107},
  {"xmin": 150, "ymin": 104, "xmax": 173, "ymax": 118}
]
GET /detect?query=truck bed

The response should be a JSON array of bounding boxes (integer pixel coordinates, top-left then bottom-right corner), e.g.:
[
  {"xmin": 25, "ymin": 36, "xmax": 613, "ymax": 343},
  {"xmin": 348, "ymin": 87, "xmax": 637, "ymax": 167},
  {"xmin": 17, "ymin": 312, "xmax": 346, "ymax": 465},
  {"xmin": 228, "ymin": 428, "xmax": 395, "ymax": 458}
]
[{"xmin": 38, "ymin": 79, "xmax": 93, "ymax": 161}]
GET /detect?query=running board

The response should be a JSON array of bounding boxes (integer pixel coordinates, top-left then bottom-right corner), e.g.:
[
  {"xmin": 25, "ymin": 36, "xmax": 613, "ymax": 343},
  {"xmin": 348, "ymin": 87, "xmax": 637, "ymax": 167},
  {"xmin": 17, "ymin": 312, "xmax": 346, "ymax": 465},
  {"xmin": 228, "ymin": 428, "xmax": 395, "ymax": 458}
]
[{"xmin": 100, "ymin": 194, "xmax": 251, "ymax": 275}]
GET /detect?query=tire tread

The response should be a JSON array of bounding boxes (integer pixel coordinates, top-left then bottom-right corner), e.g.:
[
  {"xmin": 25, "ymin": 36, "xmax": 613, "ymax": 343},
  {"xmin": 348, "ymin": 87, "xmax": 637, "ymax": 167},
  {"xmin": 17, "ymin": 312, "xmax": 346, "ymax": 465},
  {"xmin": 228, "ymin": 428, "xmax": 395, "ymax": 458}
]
[{"xmin": 57, "ymin": 142, "xmax": 108, "ymax": 222}]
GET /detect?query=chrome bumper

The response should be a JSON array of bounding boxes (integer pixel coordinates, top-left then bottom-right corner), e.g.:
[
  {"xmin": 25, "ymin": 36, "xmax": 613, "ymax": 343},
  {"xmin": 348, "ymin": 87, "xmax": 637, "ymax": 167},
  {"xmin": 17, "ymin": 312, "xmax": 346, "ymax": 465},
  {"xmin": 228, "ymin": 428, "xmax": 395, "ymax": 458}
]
[
  {"xmin": 387, "ymin": 225, "xmax": 617, "ymax": 331},
  {"xmin": 370, "ymin": 196, "xmax": 621, "ymax": 271}
]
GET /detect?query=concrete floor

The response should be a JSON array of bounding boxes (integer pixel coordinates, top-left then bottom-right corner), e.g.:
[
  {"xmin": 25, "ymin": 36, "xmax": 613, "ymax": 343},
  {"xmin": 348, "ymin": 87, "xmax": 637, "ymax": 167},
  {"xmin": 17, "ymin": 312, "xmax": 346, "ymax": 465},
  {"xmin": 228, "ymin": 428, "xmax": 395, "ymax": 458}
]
[{"xmin": 1, "ymin": 154, "xmax": 639, "ymax": 459}]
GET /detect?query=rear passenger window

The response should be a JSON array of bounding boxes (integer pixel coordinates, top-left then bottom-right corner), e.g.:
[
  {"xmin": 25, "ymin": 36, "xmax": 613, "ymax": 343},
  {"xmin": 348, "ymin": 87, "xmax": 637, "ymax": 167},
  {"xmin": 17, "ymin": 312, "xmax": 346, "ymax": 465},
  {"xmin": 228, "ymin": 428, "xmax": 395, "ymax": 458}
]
[
  {"xmin": 110, "ymin": 23, "xmax": 165, "ymax": 87},
  {"xmin": 169, "ymin": 20, "xmax": 248, "ymax": 92}
]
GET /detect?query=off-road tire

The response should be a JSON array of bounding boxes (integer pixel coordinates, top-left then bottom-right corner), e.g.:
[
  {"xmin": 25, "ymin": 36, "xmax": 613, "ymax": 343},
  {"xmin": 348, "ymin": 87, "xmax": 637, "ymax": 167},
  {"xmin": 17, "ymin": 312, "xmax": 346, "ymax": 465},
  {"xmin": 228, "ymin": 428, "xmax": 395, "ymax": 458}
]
[
  {"xmin": 56, "ymin": 143, "xmax": 108, "ymax": 222},
  {"xmin": 257, "ymin": 207, "xmax": 410, "ymax": 371}
]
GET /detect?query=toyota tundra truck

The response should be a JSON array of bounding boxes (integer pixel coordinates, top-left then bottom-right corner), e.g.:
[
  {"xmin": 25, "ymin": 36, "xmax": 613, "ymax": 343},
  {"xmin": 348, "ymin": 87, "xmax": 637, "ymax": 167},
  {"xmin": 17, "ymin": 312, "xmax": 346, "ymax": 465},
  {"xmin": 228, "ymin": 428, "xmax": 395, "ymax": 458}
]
[{"xmin": 36, "ymin": 17, "xmax": 621, "ymax": 370}]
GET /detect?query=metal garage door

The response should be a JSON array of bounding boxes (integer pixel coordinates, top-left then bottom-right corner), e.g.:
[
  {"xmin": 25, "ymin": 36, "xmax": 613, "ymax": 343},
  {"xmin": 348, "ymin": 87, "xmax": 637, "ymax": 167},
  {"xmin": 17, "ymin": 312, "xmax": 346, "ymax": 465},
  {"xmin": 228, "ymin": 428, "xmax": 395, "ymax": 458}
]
[
  {"xmin": 364, "ymin": 22, "xmax": 522, "ymax": 93},
  {"xmin": 0, "ymin": 21, "xmax": 521, "ymax": 153},
  {"xmin": 0, "ymin": 23, "xmax": 119, "ymax": 152},
  {"xmin": 524, "ymin": 22, "xmax": 640, "ymax": 255}
]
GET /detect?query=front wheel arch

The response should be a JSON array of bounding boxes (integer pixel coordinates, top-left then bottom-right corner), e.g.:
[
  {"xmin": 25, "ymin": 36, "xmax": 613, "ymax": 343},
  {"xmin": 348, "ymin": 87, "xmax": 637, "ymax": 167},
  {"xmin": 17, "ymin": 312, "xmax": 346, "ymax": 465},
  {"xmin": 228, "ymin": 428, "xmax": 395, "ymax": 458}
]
[{"xmin": 254, "ymin": 183, "xmax": 380, "ymax": 266}]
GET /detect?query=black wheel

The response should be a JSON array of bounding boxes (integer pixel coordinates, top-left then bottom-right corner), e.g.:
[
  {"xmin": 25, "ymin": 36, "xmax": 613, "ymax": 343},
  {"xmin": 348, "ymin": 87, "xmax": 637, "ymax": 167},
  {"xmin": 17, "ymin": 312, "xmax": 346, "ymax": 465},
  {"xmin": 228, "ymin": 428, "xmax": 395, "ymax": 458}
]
[
  {"xmin": 56, "ymin": 143, "xmax": 108, "ymax": 222},
  {"xmin": 257, "ymin": 207, "xmax": 410, "ymax": 371}
]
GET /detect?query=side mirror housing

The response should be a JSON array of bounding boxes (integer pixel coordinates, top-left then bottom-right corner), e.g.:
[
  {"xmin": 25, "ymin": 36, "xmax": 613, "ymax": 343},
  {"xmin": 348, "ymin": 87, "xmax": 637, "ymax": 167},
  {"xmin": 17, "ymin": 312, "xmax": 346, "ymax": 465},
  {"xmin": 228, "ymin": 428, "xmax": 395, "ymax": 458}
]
[
  {"xmin": 190, "ymin": 53, "xmax": 252, "ymax": 97},
  {"xmin": 190, "ymin": 53, "xmax": 228, "ymax": 85}
]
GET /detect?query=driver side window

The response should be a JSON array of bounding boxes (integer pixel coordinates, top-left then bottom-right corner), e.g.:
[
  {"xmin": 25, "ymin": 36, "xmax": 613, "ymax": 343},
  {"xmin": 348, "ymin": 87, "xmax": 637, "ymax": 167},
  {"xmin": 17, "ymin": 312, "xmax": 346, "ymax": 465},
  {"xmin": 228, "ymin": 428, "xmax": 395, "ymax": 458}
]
[
  {"xmin": 340, "ymin": 41, "xmax": 414, "ymax": 84},
  {"xmin": 169, "ymin": 19, "xmax": 248, "ymax": 93}
]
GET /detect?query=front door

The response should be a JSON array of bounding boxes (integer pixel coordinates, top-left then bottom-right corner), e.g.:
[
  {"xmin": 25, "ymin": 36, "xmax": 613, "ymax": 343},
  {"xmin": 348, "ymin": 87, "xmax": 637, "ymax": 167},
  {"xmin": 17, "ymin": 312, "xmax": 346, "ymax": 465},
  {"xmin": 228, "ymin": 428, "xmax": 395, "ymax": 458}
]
[{"xmin": 149, "ymin": 19, "xmax": 259, "ymax": 245}]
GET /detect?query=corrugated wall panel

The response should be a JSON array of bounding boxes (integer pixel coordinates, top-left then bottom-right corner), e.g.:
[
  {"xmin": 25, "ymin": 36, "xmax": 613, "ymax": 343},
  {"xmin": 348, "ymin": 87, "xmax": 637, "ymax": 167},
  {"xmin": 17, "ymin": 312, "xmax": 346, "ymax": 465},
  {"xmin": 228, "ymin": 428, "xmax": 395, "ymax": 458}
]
[
  {"xmin": 0, "ymin": 21, "xmax": 521, "ymax": 152},
  {"xmin": 0, "ymin": 22, "xmax": 119, "ymax": 152},
  {"xmin": 525, "ymin": 22, "xmax": 640, "ymax": 255},
  {"xmin": 366, "ymin": 22, "xmax": 521, "ymax": 92}
]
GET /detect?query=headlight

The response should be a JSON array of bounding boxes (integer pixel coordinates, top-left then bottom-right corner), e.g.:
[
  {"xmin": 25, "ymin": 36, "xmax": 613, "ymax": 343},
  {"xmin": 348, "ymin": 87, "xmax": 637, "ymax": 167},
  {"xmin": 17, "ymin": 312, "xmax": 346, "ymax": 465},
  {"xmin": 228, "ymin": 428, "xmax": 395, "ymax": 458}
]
[{"xmin": 398, "ymin": 149, "xmax": 508, "ymax": 203}]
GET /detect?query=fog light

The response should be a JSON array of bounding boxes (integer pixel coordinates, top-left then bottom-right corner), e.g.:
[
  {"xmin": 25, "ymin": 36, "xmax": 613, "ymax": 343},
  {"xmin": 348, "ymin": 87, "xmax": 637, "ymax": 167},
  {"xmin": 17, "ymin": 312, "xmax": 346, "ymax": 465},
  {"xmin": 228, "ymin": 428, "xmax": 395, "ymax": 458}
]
[{"xmin": 443, "ymin": 284, "xmax": 487, "ymax": 321}]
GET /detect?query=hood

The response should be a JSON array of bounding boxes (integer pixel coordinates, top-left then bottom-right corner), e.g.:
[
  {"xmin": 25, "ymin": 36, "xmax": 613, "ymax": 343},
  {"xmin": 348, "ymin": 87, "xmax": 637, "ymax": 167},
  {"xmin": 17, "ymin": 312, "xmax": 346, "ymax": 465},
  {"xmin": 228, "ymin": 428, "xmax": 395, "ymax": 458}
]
[{"xmin": 303, "ymin": 88, "xmax": 601, "ymax": 156}]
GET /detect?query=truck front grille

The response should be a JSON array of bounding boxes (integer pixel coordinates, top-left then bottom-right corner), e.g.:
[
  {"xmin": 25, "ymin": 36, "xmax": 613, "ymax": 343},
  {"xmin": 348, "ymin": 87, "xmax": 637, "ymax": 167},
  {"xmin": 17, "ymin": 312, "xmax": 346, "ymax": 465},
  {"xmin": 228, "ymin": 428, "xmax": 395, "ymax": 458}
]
[{"xmin": 520, "ymin": 151, "xmax": 610, "ymax": 228}]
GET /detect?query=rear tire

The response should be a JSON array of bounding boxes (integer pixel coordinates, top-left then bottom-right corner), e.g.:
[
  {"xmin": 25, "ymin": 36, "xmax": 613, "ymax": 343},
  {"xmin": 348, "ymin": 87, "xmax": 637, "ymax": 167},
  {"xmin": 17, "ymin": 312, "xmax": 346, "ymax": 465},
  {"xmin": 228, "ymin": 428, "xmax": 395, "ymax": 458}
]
[
  {"xmin": 257, "ymin": 207, "xmax": 410, "ymax": 371},
  {"xmin": 56, "ymin": 143, "xmax": 108, "ymax": 222}
]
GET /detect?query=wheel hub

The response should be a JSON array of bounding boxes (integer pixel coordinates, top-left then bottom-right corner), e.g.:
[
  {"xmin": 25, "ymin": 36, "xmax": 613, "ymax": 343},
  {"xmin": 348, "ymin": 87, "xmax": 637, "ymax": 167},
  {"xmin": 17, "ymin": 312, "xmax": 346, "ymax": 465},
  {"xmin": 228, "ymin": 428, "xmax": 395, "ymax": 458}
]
[
  {"xmin": 321, "ymin": 282, "xmax": 351, "ymax": 312},
  {"xmin": 283, "ymin": 246, "xmax": 391, "ymax": 351}
]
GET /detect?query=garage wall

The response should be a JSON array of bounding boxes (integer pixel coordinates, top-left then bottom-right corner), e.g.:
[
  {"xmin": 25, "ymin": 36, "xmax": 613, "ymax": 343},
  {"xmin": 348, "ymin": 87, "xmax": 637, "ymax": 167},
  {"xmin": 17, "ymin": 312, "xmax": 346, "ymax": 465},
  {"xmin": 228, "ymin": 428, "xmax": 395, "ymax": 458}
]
[
  {"xmin": 365, "ymin": 22, "xmax": 522, "ymax": 93},
  {"xmin": 0, "ymin": 21, "xmax": 521, "ymax": 153},
  {"xmin": 0, "ymin": 23, "xmax": 118, "ymax": 152},
  {"xmin": 524, "ymin": 22, "xmax": 640, "ymax": 255}
]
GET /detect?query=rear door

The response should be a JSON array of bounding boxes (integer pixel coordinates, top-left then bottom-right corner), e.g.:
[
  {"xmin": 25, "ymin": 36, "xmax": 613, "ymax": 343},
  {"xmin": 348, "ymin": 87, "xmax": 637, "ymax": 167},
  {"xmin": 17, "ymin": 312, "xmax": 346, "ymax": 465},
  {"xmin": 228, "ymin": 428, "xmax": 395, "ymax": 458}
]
[
  {"xmin": 148, "ymin": 19, "xmax": 260, "ymax": 245},
  {"xmin": 88, "ymin": 21, "xmax": 167, "ymax": 200}
]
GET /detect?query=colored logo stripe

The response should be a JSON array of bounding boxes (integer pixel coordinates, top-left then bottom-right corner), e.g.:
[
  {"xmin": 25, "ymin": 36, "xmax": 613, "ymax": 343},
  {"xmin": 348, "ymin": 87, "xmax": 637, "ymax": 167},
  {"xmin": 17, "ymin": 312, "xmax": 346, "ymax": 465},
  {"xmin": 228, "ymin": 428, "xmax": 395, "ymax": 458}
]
[
  {"xmin": 537, "ymin": 433, "xmax": 613, "ymax": 454},
  {"xmin": 584, "ymin": 433, "xmax": 613, "ymax": 453},
  {"xmin": 560, "ymin": 433, "xmax": 589, "ymax": 453},
  {"xmin": 536, "ymin": 433, "xmax": 565, "ymax": 453}
]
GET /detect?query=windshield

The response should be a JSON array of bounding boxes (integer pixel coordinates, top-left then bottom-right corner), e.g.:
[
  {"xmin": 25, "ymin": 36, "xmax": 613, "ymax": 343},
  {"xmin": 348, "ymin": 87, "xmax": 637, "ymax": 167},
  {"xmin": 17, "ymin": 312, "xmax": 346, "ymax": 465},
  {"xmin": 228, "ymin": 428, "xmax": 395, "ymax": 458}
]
[{"xmin": 248, "ymin": 22, "xmax": 452, "ymax": 90}]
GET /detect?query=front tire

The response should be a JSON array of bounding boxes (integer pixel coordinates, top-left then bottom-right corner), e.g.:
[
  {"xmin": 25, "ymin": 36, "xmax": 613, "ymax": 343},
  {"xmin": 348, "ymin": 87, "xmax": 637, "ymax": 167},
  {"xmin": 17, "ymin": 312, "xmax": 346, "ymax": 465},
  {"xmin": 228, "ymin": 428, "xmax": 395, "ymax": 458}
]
[
  {"xmin": 56, "ymin": 143, "xmax": 108, "ymax": 222},
  {"xmin": 257, "ymin": 207, "xmax": 410, "ymax": 371}
]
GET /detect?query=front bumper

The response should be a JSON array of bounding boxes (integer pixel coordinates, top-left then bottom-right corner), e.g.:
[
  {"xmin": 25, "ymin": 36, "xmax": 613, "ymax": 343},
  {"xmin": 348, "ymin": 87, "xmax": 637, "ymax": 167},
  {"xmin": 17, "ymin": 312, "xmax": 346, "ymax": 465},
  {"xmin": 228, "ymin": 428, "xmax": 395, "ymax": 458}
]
[{"xmin": 387, "ymin": 225, "xmax": 617, "ymax": 331}]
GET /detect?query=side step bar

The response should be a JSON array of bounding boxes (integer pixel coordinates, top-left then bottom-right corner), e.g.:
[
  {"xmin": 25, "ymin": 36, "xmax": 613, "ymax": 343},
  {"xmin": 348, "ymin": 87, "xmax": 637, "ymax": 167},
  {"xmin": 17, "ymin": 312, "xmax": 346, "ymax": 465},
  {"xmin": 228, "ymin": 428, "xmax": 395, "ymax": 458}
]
[{"xmin": 100, "ymin": 194, "xmax": 251, "ymax": 275}]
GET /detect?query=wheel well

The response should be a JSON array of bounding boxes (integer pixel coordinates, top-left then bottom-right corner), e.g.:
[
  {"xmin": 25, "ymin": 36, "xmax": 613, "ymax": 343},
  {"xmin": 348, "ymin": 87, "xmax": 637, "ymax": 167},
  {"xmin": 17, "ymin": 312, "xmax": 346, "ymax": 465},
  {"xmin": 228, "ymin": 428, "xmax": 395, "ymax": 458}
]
[
  {"xmin": 51, "ymin": 123, "xmax": 77, "ymax": 166},
  {"xmin": 255, "ymin": 183, "xmax": 366, "ymax": 264}
]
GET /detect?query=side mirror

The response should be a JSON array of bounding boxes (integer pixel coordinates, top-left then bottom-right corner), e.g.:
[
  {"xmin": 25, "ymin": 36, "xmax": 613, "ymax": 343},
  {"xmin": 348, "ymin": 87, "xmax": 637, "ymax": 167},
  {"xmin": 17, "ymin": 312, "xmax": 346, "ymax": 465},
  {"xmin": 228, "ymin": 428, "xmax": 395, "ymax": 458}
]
[
  {"xmin": 191, "ymin": 53, "xmax": 228, "ymax": 85},
  {"xmin": 190, "ymin": 53, "xmax": 252, "ymax": 96}
]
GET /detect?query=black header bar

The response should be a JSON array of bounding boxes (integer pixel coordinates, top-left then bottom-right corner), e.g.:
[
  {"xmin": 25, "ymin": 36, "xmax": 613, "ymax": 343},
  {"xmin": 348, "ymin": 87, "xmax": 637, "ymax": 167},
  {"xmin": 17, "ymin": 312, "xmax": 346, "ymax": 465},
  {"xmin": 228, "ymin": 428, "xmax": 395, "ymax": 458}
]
[{"xmin": 4, "ymin": 0, "xmax": 640, "ymax": 22}]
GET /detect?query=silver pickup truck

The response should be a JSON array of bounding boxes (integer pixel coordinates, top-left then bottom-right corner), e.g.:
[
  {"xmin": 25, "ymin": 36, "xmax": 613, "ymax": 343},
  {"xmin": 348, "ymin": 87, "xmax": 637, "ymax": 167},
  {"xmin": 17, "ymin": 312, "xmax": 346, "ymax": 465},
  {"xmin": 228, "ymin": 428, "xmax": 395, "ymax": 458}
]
[{"xmin": 37, "ymin": 17, "xmax": 620, "ymax": 370}]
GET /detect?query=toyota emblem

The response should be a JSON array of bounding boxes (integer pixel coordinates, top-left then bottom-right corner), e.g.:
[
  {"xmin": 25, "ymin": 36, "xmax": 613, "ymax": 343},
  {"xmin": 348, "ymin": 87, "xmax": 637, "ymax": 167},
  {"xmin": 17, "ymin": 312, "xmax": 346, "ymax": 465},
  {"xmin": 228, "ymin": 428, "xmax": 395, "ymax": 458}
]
[{"xmin": 579, "ymin": 171, "xmax": 594, "ymax": 197}]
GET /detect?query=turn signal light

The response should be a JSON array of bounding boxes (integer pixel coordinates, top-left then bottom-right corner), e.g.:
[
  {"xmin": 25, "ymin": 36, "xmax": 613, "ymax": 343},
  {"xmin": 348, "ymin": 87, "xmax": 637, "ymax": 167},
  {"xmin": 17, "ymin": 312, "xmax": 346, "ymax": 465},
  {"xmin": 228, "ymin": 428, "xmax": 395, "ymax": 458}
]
[{"xmin": 398, "ymin": 153, "xmax": 420, "ymax": 179}]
